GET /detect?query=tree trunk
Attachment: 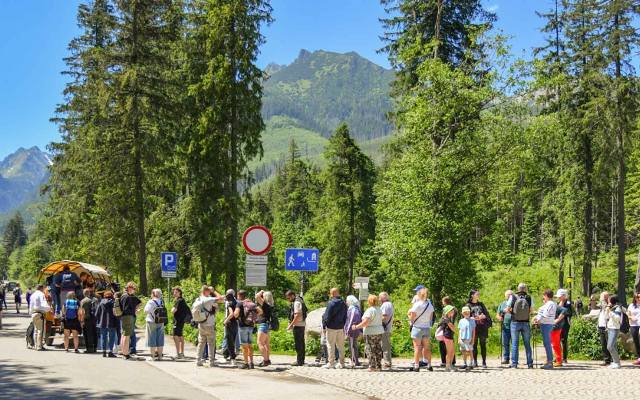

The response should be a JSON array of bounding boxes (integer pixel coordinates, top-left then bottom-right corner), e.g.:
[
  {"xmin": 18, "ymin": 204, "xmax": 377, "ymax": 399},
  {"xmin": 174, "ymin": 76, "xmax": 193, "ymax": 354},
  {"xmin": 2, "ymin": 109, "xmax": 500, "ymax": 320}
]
[
  {"xmin": 131, "ymin": 2, "xmax": 147, "ymax": 294},
  {"xmin": 348, "ymin": 171, "xmax": 356, "ymax": 295},
  {"xmin": 582, "ymin": 132, "xmax": 594, "ymax": 297},
  {"xmin": 614, "ymin": 12, "xmax": 626, "ymax": 304}
]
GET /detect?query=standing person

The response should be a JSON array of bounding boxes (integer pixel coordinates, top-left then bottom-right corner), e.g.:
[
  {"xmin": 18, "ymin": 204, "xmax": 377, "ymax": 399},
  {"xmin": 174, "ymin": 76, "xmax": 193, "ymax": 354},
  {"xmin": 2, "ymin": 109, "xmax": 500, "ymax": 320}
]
[
  {"xmin": 0, "ymin": 284, "xmax": 7, "ymax": 310},
  {"xmin": 26, "ymin": 287, "xmax": 32, "ymax": 307},
  {"xmin": 352, "ymin": 294, "xmax": 384, "ymax": 372},
  {"xmin": 193, "ymin": 286, "xmax": 218, "ymax": 367},
  {"xmin": 119, "ymin": 282, "xmax": 142, "ymax": 360},
  {"xmin": 286, "ymin": 290, "xmax": 307, "ymax": 366},
  {"xmin": 55, "ymin": 266, "xmax": 81, "ymax": 313},
  {"xmin": 466, "ymin": 289, "xmax": 492, "ymax": 368},
  {"xmin": 407, "ymin": 285, "xmax": 434, "ymax": 372},
  {"xmin": 458, "ymin": 306, "xmax": 476, "ymax": 371},
  {"xmin": 576, "ymin": 297, "xmax": 584, "ymax": 316},
  {"xmin": 344, "ymin": 295, "xmax": 362, "ymax": 368},
  {"xmin": 79, "ymin": 288, "xmax": 98, "ymax": 353},
  {"xmin": 62, "ymin": 292, "xmax": 81, "ymax": 353},
  {"xmin": 322, "ymin": 288, "xmax": 348, "ymax": 369},
  {"xmin": 438, "ymin": 305, "xmax": 456, "ymax": 372},
  {"xmin": 550, "ymin": 289, "xmax": 569, "ymax": 367},
  {"xmin": 557, "ymin": 289, "xmax": 573, "ymax": 363},
  {"xmin": 508, "ymin": 283, "xmax": 534, "ymax": 369},
  {"xmin": 533, "ymin": 288, "xmax": 556, "ymax": 370},
  {"xmin": 13, "ymin": 283, "xmax": 22, "ymax": 314},
  {"xmin": 235, "ymin": 290, "xmax": 256, "ymax": 369},
  {"xmin": 171, "ymin": 287, "xmax": 190, "ymax": 359},
  {"xmin": 144, "ymin": 289, "xmax": 167, "ymax": 361},
  {"xmin": 438, "ymin": 296, "xmax": 456, "ymax": 368},
  {"xmin": 256, "ymin": 290, "xmax": 274, "ymax": 367},
  {"xmin": 29, "ymin": 284, "xmax": 51, "ymax": 351},
  {"xmin": 95, "ymin": 290, "xmax": 118, "ymax": 357},
  {"xmin": 222, "ymin": 290, "xmax": 239, "ymax": 365},
  {"xmin": 496, "ymin": 289, "xmax": 513, "ymax": 365},
  {"xmin": 379, "ymin": 292, "xmax": 394, "ymax": 368},
  {"xmin": 627, "ymin": 292, "xmax": 640, "ymax": 365},
  {"xmin": 597, "ymin": 291, "xmax": 612, "ymax": 366},
  {"xmin": 606, "ymin": 294, "xmax": 623, "ymax": 369}
]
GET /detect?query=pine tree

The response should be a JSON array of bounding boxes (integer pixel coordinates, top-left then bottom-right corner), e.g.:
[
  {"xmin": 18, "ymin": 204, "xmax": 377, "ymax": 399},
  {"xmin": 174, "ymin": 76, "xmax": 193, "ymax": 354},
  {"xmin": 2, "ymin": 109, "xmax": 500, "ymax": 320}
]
[
  {"xmin": 313, "ymin": 123, "xmax": 376, "ymax": 296},
  {"xmin": 379, "ymin": 0, "xmax": 495, "ymax": 95},
  {"xmin": 2, "ymin": 212, "xmax": 28, "ymax": 257},
  {"xmin": 183, "ymin": 0, "xmax": 272, "ymax": 288}
]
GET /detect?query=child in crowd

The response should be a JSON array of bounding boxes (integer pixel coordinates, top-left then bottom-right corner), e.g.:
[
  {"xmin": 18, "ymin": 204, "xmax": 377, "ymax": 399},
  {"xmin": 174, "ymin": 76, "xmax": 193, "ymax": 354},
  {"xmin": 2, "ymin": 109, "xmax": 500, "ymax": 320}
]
[
  {"xmin": 458, "ymin": 306, "xmax": 475, "ymax": 371},
  {"xmin": 438, "ymin": 305, "xmax": 456, "ymax": 372}
]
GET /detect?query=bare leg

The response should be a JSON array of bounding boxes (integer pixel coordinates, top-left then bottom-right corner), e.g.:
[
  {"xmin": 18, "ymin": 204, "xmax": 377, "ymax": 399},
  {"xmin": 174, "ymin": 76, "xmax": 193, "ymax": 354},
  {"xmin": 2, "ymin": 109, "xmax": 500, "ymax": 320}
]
[
  {"xmin": 73, "ymin": 331, "xmax": 79, "ymax": 350},
  {"xmin": 422, "ymin": 338, "xmax": 432, "ymax": 365},
  {"xmin": 64, "ymin": 329, "xmax": 70, "ymax": 350}
]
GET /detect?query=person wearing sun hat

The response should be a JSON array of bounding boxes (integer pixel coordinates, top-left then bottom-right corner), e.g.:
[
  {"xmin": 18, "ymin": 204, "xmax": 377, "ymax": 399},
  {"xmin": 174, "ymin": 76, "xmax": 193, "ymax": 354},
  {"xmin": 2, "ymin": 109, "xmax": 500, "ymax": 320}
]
[
  {"xmin": 437, "ymin": 304, "xmax": 457, "ymax": 372},
  {"xmin": 458, "ymin": 306, "xmax": 476, "ymax": 371}
]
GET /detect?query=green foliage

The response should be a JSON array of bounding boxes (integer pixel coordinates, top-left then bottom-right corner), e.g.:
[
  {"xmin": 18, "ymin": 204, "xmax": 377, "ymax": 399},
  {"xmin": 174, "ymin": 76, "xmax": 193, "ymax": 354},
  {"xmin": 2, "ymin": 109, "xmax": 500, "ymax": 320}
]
[{"xmin": 3, "ymin": 212, "xmax": 27, "ymax": 257}]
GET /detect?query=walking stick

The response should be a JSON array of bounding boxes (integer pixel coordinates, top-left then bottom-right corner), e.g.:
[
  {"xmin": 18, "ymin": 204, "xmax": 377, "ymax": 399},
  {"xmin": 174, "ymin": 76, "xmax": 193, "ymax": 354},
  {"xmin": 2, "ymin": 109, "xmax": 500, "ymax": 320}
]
[{"xmin": 532, "ymin": 325, "xmax": 538, "ymax": 368}]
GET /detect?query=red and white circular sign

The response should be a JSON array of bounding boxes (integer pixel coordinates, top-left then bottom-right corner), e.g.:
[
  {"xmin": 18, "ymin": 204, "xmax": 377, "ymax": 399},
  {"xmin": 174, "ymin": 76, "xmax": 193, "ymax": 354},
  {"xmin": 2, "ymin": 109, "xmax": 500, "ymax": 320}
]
[{"xmin": 242, "ymin": 225, "xmax": 273, "ymax": 255}]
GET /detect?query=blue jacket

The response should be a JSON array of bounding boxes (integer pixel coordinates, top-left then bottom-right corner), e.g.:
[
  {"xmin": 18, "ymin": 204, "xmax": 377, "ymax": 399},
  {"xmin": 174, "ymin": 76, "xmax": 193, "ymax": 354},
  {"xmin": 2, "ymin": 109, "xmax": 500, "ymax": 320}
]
[{"xmin": 323, "ymin": 297, "xmax": 348, "ymax": 330}]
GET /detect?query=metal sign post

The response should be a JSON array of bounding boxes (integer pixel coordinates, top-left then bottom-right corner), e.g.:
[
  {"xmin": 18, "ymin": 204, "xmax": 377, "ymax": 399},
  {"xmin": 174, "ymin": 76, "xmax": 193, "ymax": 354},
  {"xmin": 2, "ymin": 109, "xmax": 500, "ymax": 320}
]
[{"xmin": 161, "ymin": 252, "xmax": 178, "ymax": 306}]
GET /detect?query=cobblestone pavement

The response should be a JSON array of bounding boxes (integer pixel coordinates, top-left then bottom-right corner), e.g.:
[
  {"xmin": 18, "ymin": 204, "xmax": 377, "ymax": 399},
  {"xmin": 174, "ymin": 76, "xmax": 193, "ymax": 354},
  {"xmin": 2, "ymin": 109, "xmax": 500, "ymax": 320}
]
[{"xmin": 286, "ymin": 358, "xmax": 640, "ymax": 400}]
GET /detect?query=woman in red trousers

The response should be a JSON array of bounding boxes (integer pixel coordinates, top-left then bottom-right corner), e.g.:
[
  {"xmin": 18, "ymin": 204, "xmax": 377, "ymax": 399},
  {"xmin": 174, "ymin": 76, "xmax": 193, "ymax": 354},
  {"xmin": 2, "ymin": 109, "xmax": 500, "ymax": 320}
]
[{"xmin": 551, "ymin": 289, "xmax": 569, "ymax": 367}]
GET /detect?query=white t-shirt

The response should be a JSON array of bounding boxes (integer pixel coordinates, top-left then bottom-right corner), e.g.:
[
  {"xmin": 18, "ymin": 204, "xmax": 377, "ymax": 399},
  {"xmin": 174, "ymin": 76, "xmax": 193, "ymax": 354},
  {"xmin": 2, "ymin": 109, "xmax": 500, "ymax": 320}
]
[
  {"xmin": 144, "ymin": 298, "xmax": 164, "ymax": 324},
  {"xmin": 362, "ymin": 306, "xmax": 384, "ymax": 335},
  {"xmin": 409, "ymin": 300, "xmax": 434, "ymax": 329},
  {"xmin": 629, "ymin": 303, "xmax": 640, "ymax": 327},
  {"xmin": 380, "ymin": 301, "xmax": 394, "ymax": 333},
  {"xmin": 29, "ymin": 290, "xmax": 51, "ymax": 314},
  {"xmin": 293, "ymin": 300, "xmax": 306, "ymax": 327}
]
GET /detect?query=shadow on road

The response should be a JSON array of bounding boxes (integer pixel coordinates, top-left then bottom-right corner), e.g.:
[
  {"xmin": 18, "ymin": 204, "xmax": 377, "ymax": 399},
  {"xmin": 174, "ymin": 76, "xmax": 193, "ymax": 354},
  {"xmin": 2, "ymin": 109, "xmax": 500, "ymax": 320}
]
[{"xmin": 0, "ymin": 358, "xmax": 184, "ymax": 400}]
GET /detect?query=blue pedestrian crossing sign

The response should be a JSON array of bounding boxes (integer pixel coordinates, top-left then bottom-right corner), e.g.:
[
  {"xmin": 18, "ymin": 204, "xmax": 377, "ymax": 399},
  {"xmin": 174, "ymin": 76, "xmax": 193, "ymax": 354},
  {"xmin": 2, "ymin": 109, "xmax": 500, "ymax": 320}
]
[
  {"xmin": 161, "ymin": 252, "xmax": 178, "ymax": 278},
  {"xmin": 285, "ymin": 248, "xmax": 319, "ymax": 271}
]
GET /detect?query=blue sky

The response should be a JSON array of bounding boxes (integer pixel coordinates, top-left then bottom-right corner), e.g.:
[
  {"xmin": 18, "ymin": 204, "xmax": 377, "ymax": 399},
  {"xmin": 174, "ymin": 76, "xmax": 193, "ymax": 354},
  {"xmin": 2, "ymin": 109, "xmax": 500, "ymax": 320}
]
[{"xmin": 1, "ymin": 0, "xmax": 546, "ymax": 160}]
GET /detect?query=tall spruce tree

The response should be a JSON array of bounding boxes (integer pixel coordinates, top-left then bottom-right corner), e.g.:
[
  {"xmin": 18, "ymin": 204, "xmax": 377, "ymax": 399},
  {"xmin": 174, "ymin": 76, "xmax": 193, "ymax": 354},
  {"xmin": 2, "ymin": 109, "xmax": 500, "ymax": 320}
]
[
  {"xmin": 183, "ymin": 0, "xmax": 271, "ymax": 288},
  {"xmin": 313, "ymin": 123, "xmax": 376, "ymax": 295},
  {"xmin": 3, "ymin": 212, "xmax": 28, "ymax": 257}
]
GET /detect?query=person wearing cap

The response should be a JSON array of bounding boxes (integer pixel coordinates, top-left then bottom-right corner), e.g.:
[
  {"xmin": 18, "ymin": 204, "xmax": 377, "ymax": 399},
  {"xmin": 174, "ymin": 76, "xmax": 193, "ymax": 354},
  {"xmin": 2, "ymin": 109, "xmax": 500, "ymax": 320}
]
[
  {"xmin": 557, "ymin": 288, "xmax": 573, "ymax": 363},
  {"xmin": 551, "ymin": 289, "xmax": 569, "ymax": 367},
  {"xmin": 533, "ymin": 288, "xmax": 557, "ymax": 370},
  {"xmin": 507, "ymin": 282, "xmax": 534, "ymax": 368},
  {"xmin": 458, "ymin": 306, "xmax": 476, "ymax": 371},
  {"xmin": 407, "ymin": 285, "xmax": 434, "ymax": 372},
  {"xmin": 438, "ymin": 305, "xmax": 456, "ymax": 372},
  {"xmin": 438, "ymin": 296, "xmax": 456, "ymax": 368}
]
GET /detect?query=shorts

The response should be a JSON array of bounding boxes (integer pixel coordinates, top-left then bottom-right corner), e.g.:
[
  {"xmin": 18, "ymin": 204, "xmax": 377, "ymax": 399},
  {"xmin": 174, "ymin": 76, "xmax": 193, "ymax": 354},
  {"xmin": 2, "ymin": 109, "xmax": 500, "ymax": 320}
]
[
  {"xmin": 459, "ymin": 339, "xmax": 472, "ymax": 352},
  {"xmin": 239, "ymin": 326, "xmax": 253, "ymax": 345},
  {"xmin": 411, "ymin": 326, "xmax": 431, "ymax": 340},
  {"xmin": 257, "ymin": 323, "xmax": 270, "ymax": 334},
  {"xmin": 146, "ymin": 322, "xmax": 165, "ymax": 347},
  {"xmin": 173, "ymin": 321, "xmax": 185, "ymax": 337},
  {"xmin": 64, "ymin": 318, "xmax": 81, "ymax": 332},
  {"xmin": 121, "ymin": 315, "xmax": 136, "ymax": 337}
]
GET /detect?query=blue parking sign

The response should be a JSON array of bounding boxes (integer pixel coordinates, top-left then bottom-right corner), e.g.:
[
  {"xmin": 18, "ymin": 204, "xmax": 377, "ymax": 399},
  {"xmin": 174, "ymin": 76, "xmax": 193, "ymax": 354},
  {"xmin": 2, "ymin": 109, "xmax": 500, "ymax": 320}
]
[
  {"xmin": 285, "ymin": 248, "xmax": 319, "ymax": 271},
  {"xmin": 161, "ymin": 252, "xmax": 177, "ymax": 278}
]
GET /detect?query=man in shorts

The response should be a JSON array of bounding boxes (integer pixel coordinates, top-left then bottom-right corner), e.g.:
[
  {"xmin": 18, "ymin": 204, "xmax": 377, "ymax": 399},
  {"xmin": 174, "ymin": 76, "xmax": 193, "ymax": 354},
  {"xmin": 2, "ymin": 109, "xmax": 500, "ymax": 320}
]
[
  {"xmin": 234, "ymin": 290, "xmax": 255, "ymax": 369},
  {"xmin": 119, "ymin": 282, "xmax": 141, "ymax": 360}
]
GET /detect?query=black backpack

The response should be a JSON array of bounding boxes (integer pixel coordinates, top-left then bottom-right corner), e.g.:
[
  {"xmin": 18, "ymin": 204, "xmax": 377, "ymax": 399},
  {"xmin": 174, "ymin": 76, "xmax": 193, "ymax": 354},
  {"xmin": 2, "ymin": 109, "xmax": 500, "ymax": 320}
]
[
  {"xmin": 153, "ymin": 300, "xmax": 168, "ymax": 324},
  {"xmin": 620, "ymin": 307, "xmax": 630, "ymax": 334},
  {"xmin": 26, "ymin": 321, "xmax": 35, "ymax": 348}
]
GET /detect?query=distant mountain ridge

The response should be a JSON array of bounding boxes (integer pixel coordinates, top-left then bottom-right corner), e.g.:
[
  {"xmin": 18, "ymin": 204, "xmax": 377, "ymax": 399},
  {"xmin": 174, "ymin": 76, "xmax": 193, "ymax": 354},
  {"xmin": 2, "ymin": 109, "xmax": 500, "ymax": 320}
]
[
  {"xmin": 0, "ymin": 146, "xmax": 50, "ymax": 217},
  {"xmin": 262, "ymin": 49, "xmax": 394, "ymax": 141}
]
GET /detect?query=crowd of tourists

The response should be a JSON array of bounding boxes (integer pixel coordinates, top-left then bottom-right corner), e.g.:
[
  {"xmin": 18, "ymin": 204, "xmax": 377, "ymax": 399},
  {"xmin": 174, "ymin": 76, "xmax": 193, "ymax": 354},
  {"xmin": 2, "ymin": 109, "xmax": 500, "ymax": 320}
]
[{"xmin": 17, "ymin": 275, "xmax": 640, "ymax": 372}]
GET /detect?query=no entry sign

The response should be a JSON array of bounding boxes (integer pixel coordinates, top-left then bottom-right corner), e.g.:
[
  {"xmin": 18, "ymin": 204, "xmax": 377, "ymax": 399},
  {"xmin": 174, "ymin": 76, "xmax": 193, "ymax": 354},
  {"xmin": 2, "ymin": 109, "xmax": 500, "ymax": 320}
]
[{"xmin": 242, "ymin": 225, "xmax": 273, "ymax": 255}]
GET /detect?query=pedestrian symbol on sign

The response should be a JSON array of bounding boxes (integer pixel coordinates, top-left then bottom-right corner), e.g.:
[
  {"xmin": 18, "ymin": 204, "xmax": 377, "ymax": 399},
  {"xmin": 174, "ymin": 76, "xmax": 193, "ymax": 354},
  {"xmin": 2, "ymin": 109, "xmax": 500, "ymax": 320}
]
[
  {"xmin": 287, "ymin": 254, "xmax": 295, "ymax": 267},
  {"xmin": 285, "ymin": 248, "xmax": 319, "ymax": 271}
]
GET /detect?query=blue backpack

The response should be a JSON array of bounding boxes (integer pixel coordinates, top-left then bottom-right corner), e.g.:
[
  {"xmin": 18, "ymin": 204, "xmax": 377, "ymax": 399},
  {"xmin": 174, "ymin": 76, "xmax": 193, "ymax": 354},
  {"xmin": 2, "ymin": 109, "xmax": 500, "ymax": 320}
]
[{"xmin": 65, "ymin": 299, "xmax": 79, "ymax": 319}]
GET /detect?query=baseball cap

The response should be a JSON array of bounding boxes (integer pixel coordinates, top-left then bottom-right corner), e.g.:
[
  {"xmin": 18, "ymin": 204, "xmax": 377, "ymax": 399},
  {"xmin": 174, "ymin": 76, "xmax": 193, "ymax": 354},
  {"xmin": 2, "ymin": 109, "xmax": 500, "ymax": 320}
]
[
  {"xmin": 555, "ymin": 289, "xmax": 568, "ymax": 298},
  {"xmin": 413, "ymin": 284, "xmax": 426, "ymax": 292}
]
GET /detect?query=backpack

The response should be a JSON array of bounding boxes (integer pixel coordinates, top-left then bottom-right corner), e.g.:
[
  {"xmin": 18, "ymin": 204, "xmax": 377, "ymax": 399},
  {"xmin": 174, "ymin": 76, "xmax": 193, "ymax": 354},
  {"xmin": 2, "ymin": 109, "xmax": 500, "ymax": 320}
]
[
  {"xmin": 191, "ymin": 299, "xmax": 214, "ymax": 324},
  {"xmin": 512, "ymin": 294, "xmax": 531, "ymax": 321},
  {"xmin": 153, "ymin": 300, "xmax": 168, "ymax": 324},
  {"xmin": 242, "ymin": 300, "xmax": 258, "ymax": 327},
  {"xmin": 113, "ymin": 297, "xmax": 123, "ymax": 317},
  {"xmin": 65, "ymin": 299, "xmax": 78, "ymax": 320},
  {"xmin": 26, "ymin": 321, "xmax": 35, "ymax": 349},
  {"xmin": 620, "ymin": 307, "xmax": 630, "ymax": 334},
  {"xmin": 289, "ymin": 296, "xmax": 308, "ymax": 320},
  {"xmin": 269, "ymin": 310, "xmax": 280, "ymax": 331}
]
